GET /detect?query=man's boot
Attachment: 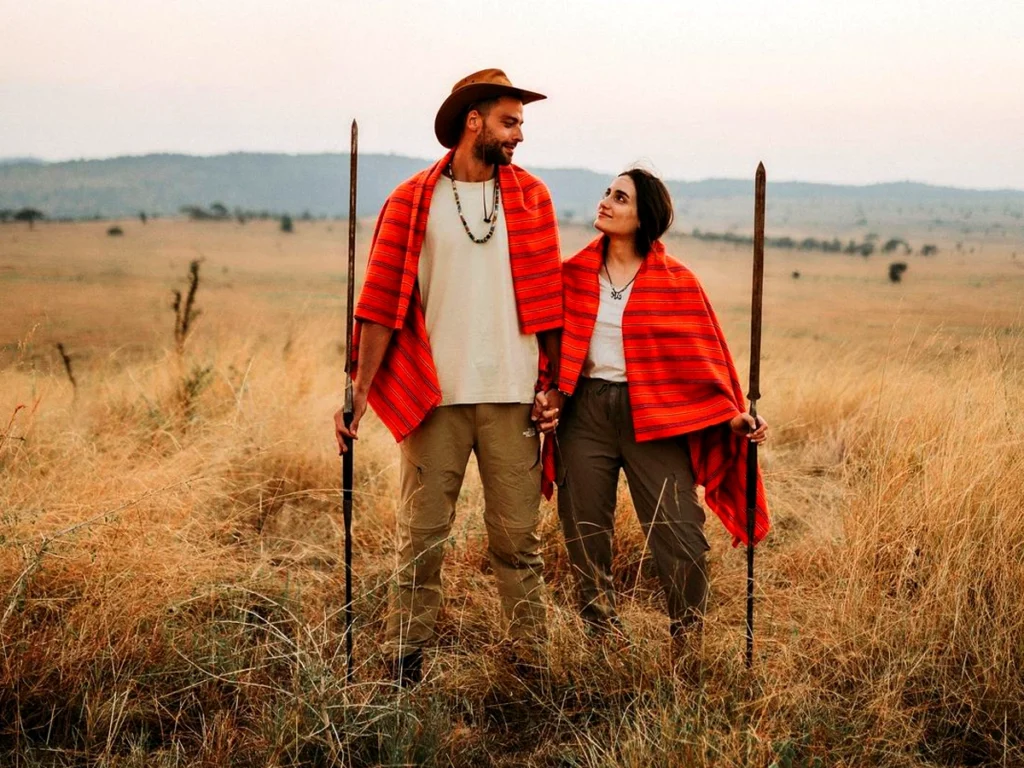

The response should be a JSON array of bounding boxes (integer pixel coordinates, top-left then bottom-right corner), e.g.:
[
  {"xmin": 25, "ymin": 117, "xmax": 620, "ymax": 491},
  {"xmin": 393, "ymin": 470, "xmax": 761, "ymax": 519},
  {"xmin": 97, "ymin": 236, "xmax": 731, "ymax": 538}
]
[{"xmin": 390, "ymin": 648, "xmax": 423, "ymax": 688}]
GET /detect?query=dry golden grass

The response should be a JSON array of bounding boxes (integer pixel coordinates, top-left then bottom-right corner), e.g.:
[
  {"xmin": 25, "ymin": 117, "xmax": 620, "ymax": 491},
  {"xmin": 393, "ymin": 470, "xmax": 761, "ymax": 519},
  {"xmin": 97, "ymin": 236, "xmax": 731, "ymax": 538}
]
[{"xmin": 1, "ymin": 218, "xmax": 1023, "ymax": 766}]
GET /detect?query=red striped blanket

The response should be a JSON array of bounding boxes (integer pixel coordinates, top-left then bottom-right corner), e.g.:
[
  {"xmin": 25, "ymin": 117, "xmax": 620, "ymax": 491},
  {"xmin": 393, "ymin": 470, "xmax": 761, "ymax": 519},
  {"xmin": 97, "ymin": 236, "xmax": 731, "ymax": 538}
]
[
  {"xmin": 353, "ymin": 152, "xmax": 562, "ymax": 441},
  {"xmin": 549, "ymin": 236, "xmax": 770, "ymax": 546}
]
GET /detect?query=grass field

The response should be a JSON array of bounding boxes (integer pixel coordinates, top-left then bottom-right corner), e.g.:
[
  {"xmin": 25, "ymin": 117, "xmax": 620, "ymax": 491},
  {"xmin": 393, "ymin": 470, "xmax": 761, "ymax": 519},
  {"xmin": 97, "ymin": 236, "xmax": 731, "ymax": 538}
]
[{"xmin": 1, "ymin": 217, "xmax": 1023, "ymax": 766}]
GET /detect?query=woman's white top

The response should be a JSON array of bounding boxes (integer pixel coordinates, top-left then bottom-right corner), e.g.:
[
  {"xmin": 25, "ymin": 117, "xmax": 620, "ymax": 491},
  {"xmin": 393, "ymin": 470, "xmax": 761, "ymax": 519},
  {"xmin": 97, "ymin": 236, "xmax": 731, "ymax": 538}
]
[{"xmin": 582, "ymin": 271, "xmax": 633, "ymax": 382}]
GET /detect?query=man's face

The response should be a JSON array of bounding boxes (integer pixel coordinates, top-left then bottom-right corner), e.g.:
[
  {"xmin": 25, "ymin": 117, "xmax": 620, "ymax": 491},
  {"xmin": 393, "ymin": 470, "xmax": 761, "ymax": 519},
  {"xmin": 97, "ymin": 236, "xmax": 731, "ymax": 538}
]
[{"xmin": 471, "ymin": 97, "xmax": 524, "ymax": 166}]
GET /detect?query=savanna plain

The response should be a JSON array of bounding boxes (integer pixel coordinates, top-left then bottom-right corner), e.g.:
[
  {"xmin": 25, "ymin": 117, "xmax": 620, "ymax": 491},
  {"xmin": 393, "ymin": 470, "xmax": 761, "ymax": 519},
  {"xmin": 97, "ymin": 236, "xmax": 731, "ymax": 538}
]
[{"xmin": 1, "ymin": 213, "xmax": 1022, "ymax": 767}]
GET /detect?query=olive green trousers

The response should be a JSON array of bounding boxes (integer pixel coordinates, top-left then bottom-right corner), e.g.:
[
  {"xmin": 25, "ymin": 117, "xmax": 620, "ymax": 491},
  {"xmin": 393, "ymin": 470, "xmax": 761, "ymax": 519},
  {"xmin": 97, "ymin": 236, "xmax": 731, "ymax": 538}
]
[
  {"xmin": 555, "ymin": 378, "xmax": 710, "ymax": 627},
  {"xmin": 386, "ymin": 403, "xmax": 546, "ymax": 657}
]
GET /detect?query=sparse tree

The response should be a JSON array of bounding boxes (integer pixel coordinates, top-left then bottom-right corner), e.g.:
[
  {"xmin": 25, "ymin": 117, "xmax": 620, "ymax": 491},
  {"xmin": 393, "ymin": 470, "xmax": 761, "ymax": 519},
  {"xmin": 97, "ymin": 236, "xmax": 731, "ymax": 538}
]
[
  {"xmin": 921, "ymin": 244, "xmax": 939, "ymax": 256},
  {"xmin": 14, "ymin": 207, "xmax": 44, "ymax": 229},
  {"xmin": 209, "ymin": 202, "xmax": 229, "ymax": 220},
  {"xmin": 172, "ymin": 260, "xmax": 202, "ymax": 354},
  {"xmin": 55, "ymin": 343, "xmax": 77, "ymax": 395}
]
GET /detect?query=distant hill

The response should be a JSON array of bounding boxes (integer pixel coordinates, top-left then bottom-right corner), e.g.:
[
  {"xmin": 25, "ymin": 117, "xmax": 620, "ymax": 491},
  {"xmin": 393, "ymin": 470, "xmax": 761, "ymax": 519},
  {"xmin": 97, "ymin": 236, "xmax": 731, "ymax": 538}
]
[
  {"xmin": 0, "ymin": 157, "xmax": 45, "ymax": 167},
  {"xmin": 2, "ymin": 153, "xmax": 1023, "ymax": 238}
]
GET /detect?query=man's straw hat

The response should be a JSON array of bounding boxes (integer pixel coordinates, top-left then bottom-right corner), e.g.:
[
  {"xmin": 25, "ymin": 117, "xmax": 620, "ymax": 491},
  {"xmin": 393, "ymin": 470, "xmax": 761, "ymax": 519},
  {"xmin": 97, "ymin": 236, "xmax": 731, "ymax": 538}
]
[{"xmin": 434, "ymin": 68, "xmax": 546, "ymax": 149}]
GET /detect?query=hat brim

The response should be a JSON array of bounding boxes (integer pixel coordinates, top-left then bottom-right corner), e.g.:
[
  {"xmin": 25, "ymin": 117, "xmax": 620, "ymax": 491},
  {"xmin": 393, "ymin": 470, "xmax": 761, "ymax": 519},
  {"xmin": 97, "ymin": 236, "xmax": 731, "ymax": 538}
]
[{"xmin": 434, "ymin": 84, "xmax": 546, "ymax": 149}]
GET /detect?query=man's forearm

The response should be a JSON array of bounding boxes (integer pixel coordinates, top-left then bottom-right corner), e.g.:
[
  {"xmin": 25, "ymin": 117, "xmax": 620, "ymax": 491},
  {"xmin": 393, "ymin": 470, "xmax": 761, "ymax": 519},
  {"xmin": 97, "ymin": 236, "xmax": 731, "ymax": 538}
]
[{"xmin": 354, "ymin": 321, "xmax": 394, "ymax": 394}]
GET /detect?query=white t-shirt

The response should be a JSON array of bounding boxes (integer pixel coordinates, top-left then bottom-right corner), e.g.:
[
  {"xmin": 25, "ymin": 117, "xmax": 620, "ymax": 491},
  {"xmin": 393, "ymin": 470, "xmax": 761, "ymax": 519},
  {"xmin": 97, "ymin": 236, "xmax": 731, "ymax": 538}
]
[
  {"xmin": 417, "ymin": 175, "xmax": 539, "ymax": 405},
  {"xmin": 583, "ymin": 271, "xmax": 633, "ymax": 382}
]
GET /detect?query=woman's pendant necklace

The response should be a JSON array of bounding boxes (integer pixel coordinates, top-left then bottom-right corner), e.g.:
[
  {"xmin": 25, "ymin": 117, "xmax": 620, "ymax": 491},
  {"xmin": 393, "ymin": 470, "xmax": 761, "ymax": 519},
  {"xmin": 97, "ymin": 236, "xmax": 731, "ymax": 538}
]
[{"xmin": 603, "ymin": 261, "xmax": 639, "ymax": 300}]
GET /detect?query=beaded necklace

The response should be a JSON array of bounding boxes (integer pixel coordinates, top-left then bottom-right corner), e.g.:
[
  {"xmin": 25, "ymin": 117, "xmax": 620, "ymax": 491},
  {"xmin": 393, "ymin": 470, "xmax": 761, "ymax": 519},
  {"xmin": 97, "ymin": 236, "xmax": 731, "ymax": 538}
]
[{"xmin": 448, "ymin": 162, "xmax": 500, "ymax": 244}]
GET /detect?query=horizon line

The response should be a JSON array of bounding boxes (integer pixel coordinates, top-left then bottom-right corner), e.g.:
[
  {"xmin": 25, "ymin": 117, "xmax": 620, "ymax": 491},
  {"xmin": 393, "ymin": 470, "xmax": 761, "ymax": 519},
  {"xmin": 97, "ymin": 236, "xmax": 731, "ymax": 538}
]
[{"xmin": 3, "ymin": 151, "xmax": 1024, "ymax": 196}]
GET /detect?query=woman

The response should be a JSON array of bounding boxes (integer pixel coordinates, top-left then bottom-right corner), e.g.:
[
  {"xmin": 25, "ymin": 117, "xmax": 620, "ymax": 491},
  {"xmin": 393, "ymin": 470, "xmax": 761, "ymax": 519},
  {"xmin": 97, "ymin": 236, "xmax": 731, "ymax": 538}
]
[{"xmin": 535, "ymin": 168, "xmax": 770, "ymax": 638}]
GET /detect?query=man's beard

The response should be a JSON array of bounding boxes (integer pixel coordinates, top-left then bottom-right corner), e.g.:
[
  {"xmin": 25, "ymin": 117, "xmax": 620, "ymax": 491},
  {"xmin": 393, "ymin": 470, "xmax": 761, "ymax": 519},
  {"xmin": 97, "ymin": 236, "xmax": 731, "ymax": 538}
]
[{"xmin": 473, "ymin": 128, "xmax": 512, "ymax": 166}]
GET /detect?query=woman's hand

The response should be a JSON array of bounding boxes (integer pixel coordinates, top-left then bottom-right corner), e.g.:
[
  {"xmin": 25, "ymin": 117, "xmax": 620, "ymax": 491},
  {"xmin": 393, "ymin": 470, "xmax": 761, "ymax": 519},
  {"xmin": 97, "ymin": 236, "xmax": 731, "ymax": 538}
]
[
  {"xmin": 729, "ymin": 412, "xmax": 768, "ymax": 443},
  {"xmin": 531, "ymin": 389, "xmax": 564, "ymax": 434}
]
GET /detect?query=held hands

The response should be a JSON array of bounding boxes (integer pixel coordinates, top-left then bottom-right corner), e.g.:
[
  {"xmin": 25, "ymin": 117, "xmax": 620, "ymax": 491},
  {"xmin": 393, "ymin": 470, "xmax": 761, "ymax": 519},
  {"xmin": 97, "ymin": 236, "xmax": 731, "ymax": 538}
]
[
  {"xmin": 334, "ymin": 386, "xmax": 369, "ymax": 454},
  {"xmin": 729, "ymin": 412, "xmax": 768, "ymax": 444},
  {"xmin": 531, "ymin": 389, "xmax": 564, "ymax": 434}
]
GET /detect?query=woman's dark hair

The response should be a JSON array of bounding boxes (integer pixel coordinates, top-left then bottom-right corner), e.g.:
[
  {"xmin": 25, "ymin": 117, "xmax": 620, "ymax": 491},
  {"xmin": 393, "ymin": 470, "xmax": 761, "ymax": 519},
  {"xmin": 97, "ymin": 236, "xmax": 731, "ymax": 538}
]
[{"xmin": 619, "ymin": 167, "xmax": 674, "ymax": 256}]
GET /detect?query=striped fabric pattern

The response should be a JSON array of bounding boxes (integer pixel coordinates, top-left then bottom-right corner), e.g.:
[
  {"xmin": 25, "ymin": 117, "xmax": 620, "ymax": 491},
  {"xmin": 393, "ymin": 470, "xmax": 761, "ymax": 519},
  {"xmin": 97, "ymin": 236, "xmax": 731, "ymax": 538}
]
[
  {"xmin": 555, "ymin": 236, "xmax": 770, "ymax": 546},
  {"xmin": 353, "ymin": 152, "xmax": 562, "ymax": 442}
]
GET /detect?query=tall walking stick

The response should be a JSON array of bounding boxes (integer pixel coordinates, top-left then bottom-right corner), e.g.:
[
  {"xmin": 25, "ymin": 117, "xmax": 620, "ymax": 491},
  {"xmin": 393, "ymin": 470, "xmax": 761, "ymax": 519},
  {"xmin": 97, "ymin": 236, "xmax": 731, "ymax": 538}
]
[
  {"xmin": 746, "ymin": 162, "xmax": 766, "ymax": 670},
  {"xmin": 342, "ymin": 120, "xmax": 358, "ymax": 682}
]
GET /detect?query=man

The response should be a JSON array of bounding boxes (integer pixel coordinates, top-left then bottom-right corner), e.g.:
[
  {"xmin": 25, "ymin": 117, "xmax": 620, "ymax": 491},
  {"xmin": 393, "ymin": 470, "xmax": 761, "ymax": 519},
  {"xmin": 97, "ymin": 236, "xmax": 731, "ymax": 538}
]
[{"xmin": 334, "ymin": 69, "xmax": 562, "ymax": 686}]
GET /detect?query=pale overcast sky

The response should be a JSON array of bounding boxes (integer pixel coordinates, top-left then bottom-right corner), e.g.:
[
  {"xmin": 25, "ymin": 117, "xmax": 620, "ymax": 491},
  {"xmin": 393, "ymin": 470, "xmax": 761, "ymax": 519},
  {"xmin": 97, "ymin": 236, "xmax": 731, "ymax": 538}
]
[{"xmin": 2, "ymin": 0, "xmax": 1022, "ymax": 188}]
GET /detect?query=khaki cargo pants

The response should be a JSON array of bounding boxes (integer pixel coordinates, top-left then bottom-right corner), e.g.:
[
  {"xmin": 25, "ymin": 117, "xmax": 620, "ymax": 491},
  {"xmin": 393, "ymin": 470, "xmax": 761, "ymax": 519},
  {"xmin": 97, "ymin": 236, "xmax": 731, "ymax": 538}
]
[
  {"xmin": 556, "ymin": 378, "xmax": 710, "ymax": 628},
  {"xmin": 386, "ymin": 403, "xmax": 546, "ymax": 657}
]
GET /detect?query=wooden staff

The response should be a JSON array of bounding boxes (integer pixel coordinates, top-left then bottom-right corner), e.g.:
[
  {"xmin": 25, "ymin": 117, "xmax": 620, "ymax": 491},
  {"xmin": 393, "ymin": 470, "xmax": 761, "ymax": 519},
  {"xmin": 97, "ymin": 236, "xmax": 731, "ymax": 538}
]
[
  {"xmin": 342, "ymin": 119, "xmax": 358, "ymax": 682},
  {"xmin": 746, "ymin": 162, "xmax": 766, "ymax": 669}
]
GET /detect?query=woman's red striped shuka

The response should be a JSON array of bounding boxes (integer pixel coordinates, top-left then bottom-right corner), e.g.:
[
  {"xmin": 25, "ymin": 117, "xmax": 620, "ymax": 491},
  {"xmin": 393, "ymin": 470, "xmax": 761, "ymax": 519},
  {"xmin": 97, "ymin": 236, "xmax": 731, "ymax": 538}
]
[
  {"xmin": 353, "ymin": 151, "xmax": 562, "ymax": 441},
  {"xmin": 550, "ymin": 236, "xmax": 770, "ymax": 546}
]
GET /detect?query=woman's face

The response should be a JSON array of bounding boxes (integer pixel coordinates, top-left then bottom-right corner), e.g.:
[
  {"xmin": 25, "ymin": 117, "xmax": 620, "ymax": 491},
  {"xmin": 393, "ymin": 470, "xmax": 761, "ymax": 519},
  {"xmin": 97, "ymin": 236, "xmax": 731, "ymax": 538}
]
[{"xmin": 595, "ymin": 174, "xmax": 640, "ymax": 237}]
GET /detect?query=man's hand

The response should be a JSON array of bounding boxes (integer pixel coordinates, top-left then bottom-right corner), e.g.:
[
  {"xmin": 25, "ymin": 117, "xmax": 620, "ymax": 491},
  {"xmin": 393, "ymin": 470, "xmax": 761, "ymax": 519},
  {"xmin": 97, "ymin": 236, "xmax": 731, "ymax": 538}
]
[
  {"xmin": 729, "ymin": 412, "xmax": 768, "ymax": 444},
  {"xmin": 334, "ymin": 386, "xmax": 369, "ymax": 454},
  {"xmin": 531, "ymin": 389, "xmax": 564, "ymax": 434},
  {"xmin": 334, "ymin": 321, "xmax": 391, "ymax": 455}
]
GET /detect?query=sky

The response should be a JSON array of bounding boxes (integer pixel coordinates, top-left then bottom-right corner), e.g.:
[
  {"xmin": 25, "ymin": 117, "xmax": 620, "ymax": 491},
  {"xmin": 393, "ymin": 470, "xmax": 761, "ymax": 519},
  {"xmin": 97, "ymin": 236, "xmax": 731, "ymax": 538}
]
[{"xmin": 2, "ymin": 0, "xmax": 1023, "ymax": 188}]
